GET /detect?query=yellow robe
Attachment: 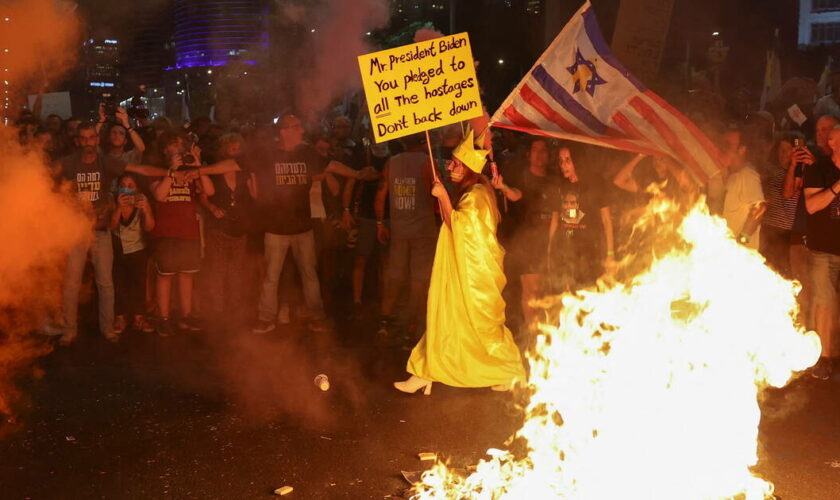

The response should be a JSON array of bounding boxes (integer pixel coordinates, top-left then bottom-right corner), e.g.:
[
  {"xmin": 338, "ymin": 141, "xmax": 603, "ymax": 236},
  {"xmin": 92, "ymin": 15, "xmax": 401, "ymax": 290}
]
[{"xmin": 407, "ymin": 183, "xmax": 526, "ymax": 387}]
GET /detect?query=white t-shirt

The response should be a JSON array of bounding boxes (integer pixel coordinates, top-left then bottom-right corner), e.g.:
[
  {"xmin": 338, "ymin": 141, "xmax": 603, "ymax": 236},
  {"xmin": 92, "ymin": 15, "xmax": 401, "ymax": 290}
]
[
  {"xmin": 723, "ymin": 164, "xmax": 764, "ymax": 250},
  {"xmin": 814, "ymin": 94, "xmax": 840, "ymax": 121}
]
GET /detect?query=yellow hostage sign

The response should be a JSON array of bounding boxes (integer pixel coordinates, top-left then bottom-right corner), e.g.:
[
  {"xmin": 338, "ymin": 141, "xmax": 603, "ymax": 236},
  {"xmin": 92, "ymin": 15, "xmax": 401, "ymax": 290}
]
[{"xmin": 358, "ymin": 32, "xmax": 483, "ymax": 143}]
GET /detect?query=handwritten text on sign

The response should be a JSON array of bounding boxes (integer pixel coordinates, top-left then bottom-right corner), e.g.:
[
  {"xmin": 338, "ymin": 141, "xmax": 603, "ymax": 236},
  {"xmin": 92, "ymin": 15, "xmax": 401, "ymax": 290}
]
[{"xmin": 358, "ymin": 32, "xmax": 483, "ymax": 143}]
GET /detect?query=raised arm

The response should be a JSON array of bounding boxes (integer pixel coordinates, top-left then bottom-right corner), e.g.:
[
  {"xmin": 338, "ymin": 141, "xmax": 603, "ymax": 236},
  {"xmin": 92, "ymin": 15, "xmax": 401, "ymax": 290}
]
[
  {"xmin": 613, "ymin": 153, "xmax": 644, "ymax": 193},
  {"xmin": 805, "ymin": 184, "xmax": 840, "ymax": 214},
  {"xmin": 117, "ymin": 108, "xmax": 145, "ymax": 153},
  {"xmin": 784, "ymin": 146, "xmax": 814, "ymax": 199}
]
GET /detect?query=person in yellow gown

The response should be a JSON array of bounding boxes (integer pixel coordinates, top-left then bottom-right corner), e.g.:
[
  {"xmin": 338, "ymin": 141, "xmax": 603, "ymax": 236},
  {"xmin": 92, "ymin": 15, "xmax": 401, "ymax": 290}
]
[{"xmin": 394, "ymin": 130, "xmax": 526, "ymax": 395}]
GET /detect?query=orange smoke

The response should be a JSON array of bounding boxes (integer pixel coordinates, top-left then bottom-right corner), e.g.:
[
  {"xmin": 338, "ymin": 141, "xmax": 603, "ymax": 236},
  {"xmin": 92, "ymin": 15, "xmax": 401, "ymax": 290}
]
[
  {"xmin": 0, "ymin": 126, "xmax": 90, "ymax": 427},
  {"xmin": 0, "ymin": 0, "xmax": 85, "ymax": 430},
  {"xmin": 0, "ymin": 0, "xmax": 82, "ymax": 90}
]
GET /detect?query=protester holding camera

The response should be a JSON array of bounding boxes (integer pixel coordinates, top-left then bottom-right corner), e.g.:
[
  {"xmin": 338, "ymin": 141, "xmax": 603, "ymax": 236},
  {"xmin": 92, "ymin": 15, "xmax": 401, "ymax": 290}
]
[
  {"xmin": 47, "ymin": 122, "xmax": 176, "ymax": 345},
  {"xmin": 96, "ymin": 104, "xmax": 146, "ymax": 164},
  {"xmin": 110, "ymin": 173, "xmax": 155, "ymax": 337},
  {"xmin": 149, "ymin": 132, "xmax": 214, "ymax": 336}
]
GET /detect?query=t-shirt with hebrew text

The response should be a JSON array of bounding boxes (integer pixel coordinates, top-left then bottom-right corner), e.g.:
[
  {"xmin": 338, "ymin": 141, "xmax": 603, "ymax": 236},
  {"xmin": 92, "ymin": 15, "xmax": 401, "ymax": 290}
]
[
  {"xmin": 60, "ymin": 152, "xmax": 125, "ymax": 230},
  {"xmin": 152, "ymin": 180, "xmax": 200, "ymax": 240},
  {"xmin": 256, "ymin": 145, "xmax": 328, "ymax": 235}
]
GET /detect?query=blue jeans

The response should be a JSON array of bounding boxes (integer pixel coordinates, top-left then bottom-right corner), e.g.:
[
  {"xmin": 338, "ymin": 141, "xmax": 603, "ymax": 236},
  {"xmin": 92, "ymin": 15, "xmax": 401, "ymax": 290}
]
[
  {"xmin": 808, "ymin": 249, "xmax": 840, "ymax": 307},
  {"xmin": 258, "ymin": 231, "xmax": 324, "ymax": 323},
  {"xmin": 62, "ymin": 230, "xmax": 115, "ymax": 337}
]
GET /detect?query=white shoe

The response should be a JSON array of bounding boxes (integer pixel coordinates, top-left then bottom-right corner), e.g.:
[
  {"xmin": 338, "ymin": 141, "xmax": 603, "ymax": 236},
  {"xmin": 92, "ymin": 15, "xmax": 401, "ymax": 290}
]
[{"xmin": 41, "ymin": 323, "xmax": 65, "ymax": 337}]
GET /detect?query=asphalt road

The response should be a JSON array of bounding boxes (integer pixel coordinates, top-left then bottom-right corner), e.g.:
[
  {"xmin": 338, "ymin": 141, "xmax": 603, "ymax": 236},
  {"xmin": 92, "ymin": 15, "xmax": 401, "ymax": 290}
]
[{"xmin": 1, "ymin": 314, "xmax": 838, "ymax": 499}]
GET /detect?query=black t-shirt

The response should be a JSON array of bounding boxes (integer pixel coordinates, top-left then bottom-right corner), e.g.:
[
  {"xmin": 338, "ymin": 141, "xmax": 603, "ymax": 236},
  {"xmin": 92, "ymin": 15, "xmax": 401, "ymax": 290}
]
[
  {"xmin": 508, "ymin": 168, "xmax": 562, "ymax": 232},
  {"xmin": 549, "ymin": 176, "xmax": 609, "ymax": 287},
  {"xmin": 255, "ymin": 145, "xmax": 327, "ymax": 235},
  {"xmin": 554, "ymin": 176, "xmax": 608, "ymax": 255},
  {"xmin": 804, "ymin": 156, "xmax": 840, "ymax": 255},
  {"xmin": 357, "ymin": 153, "xmax": 389, "ymax": 220},
  {"xmin": 61, "ymin": 152, "xmax": 126, "ymax": 229}
]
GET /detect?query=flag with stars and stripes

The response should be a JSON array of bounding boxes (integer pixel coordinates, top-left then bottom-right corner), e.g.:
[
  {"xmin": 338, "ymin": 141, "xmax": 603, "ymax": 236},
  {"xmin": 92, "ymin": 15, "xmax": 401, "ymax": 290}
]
[{"xmin": 491, "ymin": 1, "xmax": 722, "ymax": 183}]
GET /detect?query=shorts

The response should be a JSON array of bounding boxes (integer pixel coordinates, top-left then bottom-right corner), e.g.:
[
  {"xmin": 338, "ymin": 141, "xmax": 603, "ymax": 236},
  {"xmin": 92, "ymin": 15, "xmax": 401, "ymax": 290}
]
[
  {"xmin": 154, "ymin": 237, "xmax": 201, "ymax": 275},
  {"xmin": 355, "ymin": 217, "xmax": 387, "ymax": 258},
  {"xmin": 808, "ymin": 249, "xmax": 840, "ymax": 307},
  {"xmin": 386, "ymin": 236, "xmax": 436, "ymax": 285}
]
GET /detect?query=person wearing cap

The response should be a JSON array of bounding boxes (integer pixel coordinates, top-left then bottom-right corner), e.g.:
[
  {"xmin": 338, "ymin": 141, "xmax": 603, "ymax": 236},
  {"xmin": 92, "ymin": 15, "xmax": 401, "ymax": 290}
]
[{"xmin": 393, "ymin": 129, "xmax": 525, "ymax": 395}]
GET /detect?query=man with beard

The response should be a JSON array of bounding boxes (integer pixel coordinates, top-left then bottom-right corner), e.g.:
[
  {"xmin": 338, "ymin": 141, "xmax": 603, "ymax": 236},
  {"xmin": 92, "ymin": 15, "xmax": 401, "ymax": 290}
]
[
  {"xmin": 47, "ymin": 122, "xmax": 174, "ymax": 344},
  {"xmin": 393, "ymin": 129, "xmax": 525, "ymax": 395}
]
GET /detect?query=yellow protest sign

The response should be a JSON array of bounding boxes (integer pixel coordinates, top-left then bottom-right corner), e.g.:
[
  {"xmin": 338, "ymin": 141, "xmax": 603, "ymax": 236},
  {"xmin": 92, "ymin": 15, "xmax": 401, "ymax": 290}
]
[{"xmin": 358, "ymin": 32, "xmax": 483, "ymax": 143}]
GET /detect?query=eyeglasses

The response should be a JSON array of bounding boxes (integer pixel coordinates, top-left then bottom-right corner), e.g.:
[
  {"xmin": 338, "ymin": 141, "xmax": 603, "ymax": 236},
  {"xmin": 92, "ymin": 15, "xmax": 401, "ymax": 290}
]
[{"xmin": 281, "ymin": 124, "xmax": 303, "ymax": 130}]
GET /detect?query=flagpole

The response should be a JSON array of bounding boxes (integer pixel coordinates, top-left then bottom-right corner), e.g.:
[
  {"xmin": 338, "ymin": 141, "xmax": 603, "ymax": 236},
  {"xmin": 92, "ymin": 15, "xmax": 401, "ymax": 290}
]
[{"xmin": 425, "ymin": 129, "xmax": 444, "ymax": 215}]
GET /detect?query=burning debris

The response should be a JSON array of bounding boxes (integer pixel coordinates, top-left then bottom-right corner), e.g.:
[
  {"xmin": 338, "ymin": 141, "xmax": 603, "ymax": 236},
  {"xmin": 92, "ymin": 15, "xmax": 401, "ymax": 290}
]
[{"xmin": 410, "ymin": 197, "xmax": 820, "ymax": 499}]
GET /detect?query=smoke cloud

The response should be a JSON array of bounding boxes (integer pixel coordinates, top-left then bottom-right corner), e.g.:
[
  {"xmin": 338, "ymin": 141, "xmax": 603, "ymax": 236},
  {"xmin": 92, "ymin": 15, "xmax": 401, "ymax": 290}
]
[
  {"xmin": 0, "ymin": 127, "xmax": 91, "ymax": 430},
  {"xmin": 0, "ymin": 0, "xmax": 82, "ymax": 90},
  {"xmin": 276, "ymin": 0, "xmax": 390, "ymax": 120},
  {"xmin": 0, "ymin": 0, "xmax": 87, "ymax": 432}
]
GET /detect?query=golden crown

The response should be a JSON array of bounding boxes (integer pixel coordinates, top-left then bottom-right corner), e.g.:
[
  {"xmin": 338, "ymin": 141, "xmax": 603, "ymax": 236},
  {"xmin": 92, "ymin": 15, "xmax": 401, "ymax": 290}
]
[{"xmin": 452, "ymin": 127, "xmax": 490, "ymax": 173}]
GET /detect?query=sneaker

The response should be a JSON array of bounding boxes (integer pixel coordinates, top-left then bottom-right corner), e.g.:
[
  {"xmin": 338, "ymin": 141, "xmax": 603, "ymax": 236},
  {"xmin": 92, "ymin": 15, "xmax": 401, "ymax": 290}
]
[
  {"xmin": 307, "ymin": 318, "xmax": 333, "ymax": 333},
  {"xmin": 113, "ymin": 315, "xmax": 127, "ymax": 335},
  {"xmin": 252, "ymin": 320, "xmax": 276, "ymax": 334},
  {"xmin": 277, "ymin": 303, "xmax": 291, "ymax": 325},
  {"xmin": 177, "ymin": 316, "xmax": 202, "ymax": 332},
  {"xmin": 58, "ymin": 332, "xmax": 77, "ymax": 346},
  {"xmin": 811, "ymin": 357, "xmax": 833, "ymax": 380},
  {"xmin": 41, "ymin": 323, "xmax": 65, "ymax": 337},
  {"xmin": 139, "ymin": 317, "xmax": 155, "ymax": 333},
  {"xmin": 156, "ymin": 317, "xmax": 174, "ymax": 337},
  {"xmin": 376, "ymin": 317, "xmax": 391, "ymax": 337}
]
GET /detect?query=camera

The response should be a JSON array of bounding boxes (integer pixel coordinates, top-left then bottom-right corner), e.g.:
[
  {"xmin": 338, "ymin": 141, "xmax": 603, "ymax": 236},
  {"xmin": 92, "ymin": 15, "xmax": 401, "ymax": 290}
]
[
  {"xmin": 117, "ymin": 186, "xmax": 136, "ymax": 205},
  {"xmin": 100, "ymin": 95, "xmax": 118, "ymax": 119},
  {"xmin": 127, "ymin": 94, "xmax": 149, "ymax": 120}
]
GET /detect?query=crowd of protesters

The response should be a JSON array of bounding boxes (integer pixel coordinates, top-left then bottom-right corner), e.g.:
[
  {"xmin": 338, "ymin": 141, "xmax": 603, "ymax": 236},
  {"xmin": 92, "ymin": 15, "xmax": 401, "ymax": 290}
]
[{"xmin": 12, "ymin": 70, "xmax": 840, "ymax": 381}]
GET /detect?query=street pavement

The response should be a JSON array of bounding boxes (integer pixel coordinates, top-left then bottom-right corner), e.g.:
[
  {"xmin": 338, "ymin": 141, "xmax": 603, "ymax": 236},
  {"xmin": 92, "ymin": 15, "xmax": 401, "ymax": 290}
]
[{"xmin": 1, "ymin": 315, "xmax": 838, "ymax": 499}]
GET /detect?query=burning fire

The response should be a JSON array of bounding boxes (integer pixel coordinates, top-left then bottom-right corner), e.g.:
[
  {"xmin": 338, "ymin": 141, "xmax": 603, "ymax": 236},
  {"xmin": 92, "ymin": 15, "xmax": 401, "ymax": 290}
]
[{"xmin": 413, "ymin": 198, "xmax": 820, "ymax": 499}]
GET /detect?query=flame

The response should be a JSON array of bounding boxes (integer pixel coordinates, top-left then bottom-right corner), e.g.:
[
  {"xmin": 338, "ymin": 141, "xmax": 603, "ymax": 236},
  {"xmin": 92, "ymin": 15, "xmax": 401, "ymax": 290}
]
[{"xmin": 412, "ymin": 197, "xmax": 820, "ymax": 499}]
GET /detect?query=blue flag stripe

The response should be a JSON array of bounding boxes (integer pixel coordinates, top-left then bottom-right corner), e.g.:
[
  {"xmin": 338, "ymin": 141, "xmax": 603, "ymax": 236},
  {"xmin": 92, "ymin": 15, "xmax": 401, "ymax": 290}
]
[
  {"xmin": 532, "ymin": 64, "xmax": 609, "ymax": 136},
  {"xmin": 581, "ymin": 7, "xmax": 647, "ymax": 92}
]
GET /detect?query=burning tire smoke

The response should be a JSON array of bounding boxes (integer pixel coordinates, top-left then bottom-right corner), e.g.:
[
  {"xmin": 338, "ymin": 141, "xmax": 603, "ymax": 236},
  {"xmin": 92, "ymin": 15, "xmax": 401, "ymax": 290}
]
[
  {"xmin": 413, "ymin": 198, "xmax": 821, "ymax": 499},
  {"xmin": 0, "ymin": 127, "xmax": 91, "ymax": 428},
  {"xmin": 0, "ymin": 0, "xmax": 86, "ymax": 431}
]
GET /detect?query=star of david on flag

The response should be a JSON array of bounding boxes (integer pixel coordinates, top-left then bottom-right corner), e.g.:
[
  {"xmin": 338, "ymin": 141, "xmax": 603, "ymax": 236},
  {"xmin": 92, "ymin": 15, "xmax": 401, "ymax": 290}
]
[
  {"xmin": 567, "ymin": 48, "xmax": 607, "ymax": 97},
  {"xmin": 490, "ymin": 1, "xmax": 722, "ymax": 183}
]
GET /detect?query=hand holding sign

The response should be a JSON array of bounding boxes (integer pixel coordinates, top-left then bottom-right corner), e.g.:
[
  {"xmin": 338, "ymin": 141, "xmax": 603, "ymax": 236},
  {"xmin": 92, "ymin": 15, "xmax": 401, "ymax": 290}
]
[{"xmin": 358, "ymin": 33, "xmax": 484, "ymax": 143}]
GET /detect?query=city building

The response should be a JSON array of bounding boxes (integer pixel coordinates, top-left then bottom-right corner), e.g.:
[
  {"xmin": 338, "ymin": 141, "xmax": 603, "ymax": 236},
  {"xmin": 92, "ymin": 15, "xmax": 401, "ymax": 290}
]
[
  {"xmin": 82, "ymin": 37, "xmax": 120, "ymax": 119},
  {"xmin": 123, "ymin": 2, "xmax": 171, "ymax": 89},
  {"xmin": 799, "ymin": 0, "xmax": 840, "ymax": 46},
  {"xmin": 172, "ymin": 0, "xmax": 269, "ymax": 69}
]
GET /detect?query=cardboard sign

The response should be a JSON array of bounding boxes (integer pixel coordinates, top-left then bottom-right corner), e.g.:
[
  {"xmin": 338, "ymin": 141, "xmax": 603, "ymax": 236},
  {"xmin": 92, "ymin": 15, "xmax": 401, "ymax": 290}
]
[
  {"xmin": 27, "ymin": 91, "xmax": 73, "ymax": 120},
  {"xmin": 610, "ymin": 0, "xmax": 675, "ymax": 84},
  {"xmin": 358, "ymin": 32, "xmax": 483, "ymax": 143}
]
